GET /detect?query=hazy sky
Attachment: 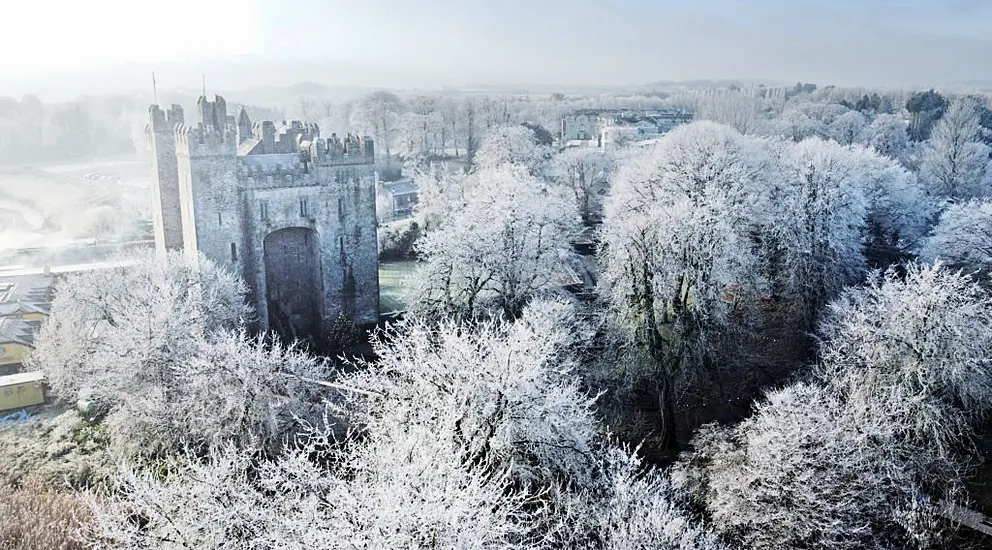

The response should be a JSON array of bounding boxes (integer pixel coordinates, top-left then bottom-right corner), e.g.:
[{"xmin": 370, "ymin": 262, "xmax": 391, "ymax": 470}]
[{"xmin": 2, "ymin": 0, "xmax": 991, "ymax": 97}]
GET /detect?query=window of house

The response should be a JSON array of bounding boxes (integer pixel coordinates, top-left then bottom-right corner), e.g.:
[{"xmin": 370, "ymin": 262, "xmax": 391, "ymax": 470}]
[
  {"xmin": 259, "ymin": 200, "xmax": 269, "ymax": 221},
  {"xmin": 230, "ymin": 243, "xmax": 238, "ymax": 262},
  {"xmin": 300, "ymin": 198, "xmax": 309, "ymax": 217}
]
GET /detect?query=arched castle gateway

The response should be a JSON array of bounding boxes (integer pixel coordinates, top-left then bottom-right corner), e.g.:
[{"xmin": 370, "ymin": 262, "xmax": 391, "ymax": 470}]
[{"xmin": 146, "ymin": 95, "xmax": 379, "ymax": 340}]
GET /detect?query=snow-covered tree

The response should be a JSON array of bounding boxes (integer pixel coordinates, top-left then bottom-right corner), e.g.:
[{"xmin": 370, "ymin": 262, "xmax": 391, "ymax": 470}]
[
  {"xmin": 867, "ymin": 113, "xmax": 911, "ymax": 162},
  {"xmin": 549, "ymin": 147, "xmax": 614, "ymax": 224},
  {"xmin": 679, "ymin": 382, "xmax": 944, "ymax": 550},
  {"xmin": 819, "ymin": 262, "xmax": 992, "ymax": 468},
  {"xmin": 920, "ymin": 199, "xmax": 992, "ymax": 274},
  {"xmin": 694, "ymin": 92, "xmax": 765, "ymax": 135},
  {"xmin": 351, "ymin": 90, "xmax": 406, "ymax": 158},
  {"xmin": 853, "ymin": 147, "xmax": 935, "ymax": 250},
  {"xmin": 410, "ymin": 165, "xmax": 580, "ymax": 319},
  {"xmin": 919, "ymin": 97, "xmax": 991, "ymax": 199},
  {"xmin": 474, "ymin": 125, "xmax": 552, "ymax": 174},
  {"xmin": 599, "ymin": 121, "xmax": 773, "ymax": 447},
  {"xmin": 770, "ymin": 137, "xmax": 871, "ymax": 321},
  {"xmin": 86, "ymin": 300, "xmax": 721, "ymax": 549},
  {"xmin": 827, "ymin": 109, "xmax": 867, "ymax": 145},
  {"xmin": 34, "ymin": 250, "xmax": 250, "ymax": 401},
  {"xmin": 31, "ymin": 251, "xmax": 328, "ymax": 458}
]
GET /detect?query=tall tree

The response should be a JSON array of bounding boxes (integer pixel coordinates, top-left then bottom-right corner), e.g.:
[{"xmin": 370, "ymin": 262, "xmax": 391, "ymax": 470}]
[
  {"xmin": 410, "ymin": 165, "xmax": 579, "ymax": 319},
  {"xmin": 351, "ymin": 90, "xmax": 406, "ymax": 158},
  {"xmin": 599, "ymin": 121, "xmax": 773, "ymax": 449},
  {"xmin": 919, "ymin": 97, "xmax": 991, "ymax": 200}
]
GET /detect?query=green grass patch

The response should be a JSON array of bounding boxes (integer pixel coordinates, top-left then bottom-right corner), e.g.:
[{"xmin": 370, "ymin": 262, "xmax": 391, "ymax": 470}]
[{"xmin": 379, "ymin": 260, "xmax": 419, "ymax": 314}]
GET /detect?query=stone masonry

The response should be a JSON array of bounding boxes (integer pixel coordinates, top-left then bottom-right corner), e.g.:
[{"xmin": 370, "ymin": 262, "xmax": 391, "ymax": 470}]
[{"xmin": 146, "ymin": 95, "xmax": 380, "ymax": 340}]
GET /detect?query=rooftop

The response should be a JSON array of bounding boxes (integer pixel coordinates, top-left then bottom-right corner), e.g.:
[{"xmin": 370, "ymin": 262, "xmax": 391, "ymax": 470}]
[
  {"xmin": 381, "ymin": 178, "xmax": 418, "ymax": 197},
  {"xmin": 0, "ymin": 317, "xmax": 41, "ymax": 347},
  {"xmin": 0, "ymin": 371, "xmax": 45, "ymax": 386}
]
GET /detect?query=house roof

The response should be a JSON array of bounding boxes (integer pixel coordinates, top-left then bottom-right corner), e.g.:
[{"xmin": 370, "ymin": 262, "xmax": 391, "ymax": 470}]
[
  {"xmin": 0, "ymin": 302, "xmax": 48, "ymax": 317},
  {"xmin": 0, "ymin": 371, "xmax": 45, "ymax": 386},
  {"xmin": 0, "ymin": 317, "xmax": 40, "ymax": 347},
  {"xmin": 237, "ymin": 138, "xmax": 263, "ymax": 156},
  {"xmin": 382, "ymin": 179, "xmax": 418, "ymax": 197}
]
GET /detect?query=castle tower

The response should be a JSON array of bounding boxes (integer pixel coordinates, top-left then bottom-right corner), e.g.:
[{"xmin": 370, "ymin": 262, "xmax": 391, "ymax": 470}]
[
  {"xmin": 147, "ymin": 104, "xmax": 185, "ymax": 251},
  {"xmin": 150, "ymin": 93, "xmax": 380, "ymax": 341},
  {"xmin": 174, "ymin": 102, "xmax": 242, "ymax": 274}
]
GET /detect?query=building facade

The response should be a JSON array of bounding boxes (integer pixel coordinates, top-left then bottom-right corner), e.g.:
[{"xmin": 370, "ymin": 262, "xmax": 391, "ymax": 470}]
[
  {"xmin": 560, "ymin": 109, "xmax": 695, "ymax": 148},
  {"xmin": 147, "ymin": 96, "xmax": 380, "ymax": 341}
]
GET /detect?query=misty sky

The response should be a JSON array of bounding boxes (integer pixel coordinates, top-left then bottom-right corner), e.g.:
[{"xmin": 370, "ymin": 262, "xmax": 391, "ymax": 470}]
[{"xmin": 2, "ymin": 0, "xmax": 991, "ymax": 97}]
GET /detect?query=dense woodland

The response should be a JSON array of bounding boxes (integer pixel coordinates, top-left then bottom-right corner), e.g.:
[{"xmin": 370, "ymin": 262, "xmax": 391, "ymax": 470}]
[{"xmin": 4, "ymin": 84, "xmax": 992, "ymax": 549}]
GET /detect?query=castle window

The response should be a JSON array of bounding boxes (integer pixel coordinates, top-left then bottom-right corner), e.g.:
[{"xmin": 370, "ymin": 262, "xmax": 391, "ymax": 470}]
[
  {"xmin": 217, "ymin": 212, "xmax": 223, "ymax": 226},
  {"xmin": 300, "ymin": 198, "xmax": 309, "ymax": 217},
  {"xmin": 337, "ymin": 198, "xmax": 344, "ymax": 219},
  {"xmin": 230, "ymin": 243, "xmax": 238, "ymax": 262},
  {"xmin": 259, "ymin": 200, "xmax": 269, "ymax": 221}
]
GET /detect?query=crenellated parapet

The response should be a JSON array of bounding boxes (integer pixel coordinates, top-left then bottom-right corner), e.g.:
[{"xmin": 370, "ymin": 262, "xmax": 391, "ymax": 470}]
[
  {"xmin": 175, "ymin": 123, "xmax": 237, "ymax": 157},
  {"xmin": 307, "ymin": 133, "xmax": 375, "ymax": 166}
]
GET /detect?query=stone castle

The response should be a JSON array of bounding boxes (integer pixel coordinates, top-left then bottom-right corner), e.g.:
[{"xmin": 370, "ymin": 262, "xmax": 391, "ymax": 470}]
[{"xmin": 146, "ymin": 95, "xmax": 379, "ymax": 340}]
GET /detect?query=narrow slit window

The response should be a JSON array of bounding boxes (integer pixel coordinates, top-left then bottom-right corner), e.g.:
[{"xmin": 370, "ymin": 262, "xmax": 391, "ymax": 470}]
[
  {"xmin": 230, "ymin": 243, "xmax": 237, "ymax": 262},
  {"xmin": 300, "ymin": 198, "xmax": 309, "ymax": 217},
  {"xmin": 217, "ymin": 212, "xmax": 223, "ymax": 226},
  {"xmin": 259, "ymin": 200, "xmax": 269, "ymax": 221}
]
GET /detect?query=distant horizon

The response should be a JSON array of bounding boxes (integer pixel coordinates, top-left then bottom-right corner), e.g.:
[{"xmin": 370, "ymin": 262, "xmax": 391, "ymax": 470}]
[{"xmin": 4, "ymin": 55, "xmax": 992, "ymax": 104}]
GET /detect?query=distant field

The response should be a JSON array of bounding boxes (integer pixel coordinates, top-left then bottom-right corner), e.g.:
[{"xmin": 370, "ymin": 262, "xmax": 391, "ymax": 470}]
[
  {"xmin": 379, "ymin": 260, "xmax": 418, "ymax": 314},
  {"xmin": 0, "ymin": 160, "xmax": 150, "ymax": 251}
]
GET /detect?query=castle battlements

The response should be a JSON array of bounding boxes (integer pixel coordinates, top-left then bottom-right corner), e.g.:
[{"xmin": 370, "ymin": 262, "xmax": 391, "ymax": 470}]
[
  {"xmin": 175, "ymin": 123, "xmax": 237, "ymax": 157},
  {"xmin": 146, "ymin": 93, "xmax": 380, "ymax": 337}
]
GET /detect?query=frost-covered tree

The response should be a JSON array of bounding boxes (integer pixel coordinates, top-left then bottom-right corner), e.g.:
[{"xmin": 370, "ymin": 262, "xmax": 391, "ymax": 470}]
[
  {"xmin": 679, "ymin": 262, "xmax": 992, "ymax": 550},
  {"xmin": 770, "ymin": 137, "xmax": 871, "ymax": 321},
  {"xmin": 31, "ymin": 251, "xmax": 328, "ymax": 457},
  {"xmin": 549, "ymin": 147, "xmax": 614, "ymax": 224},
  {"xmin": 920, "ymin": 199, "xmax": 992, "ymax": 274},
  {"xmin": 694, "ymin": 92, "xmax": 765, "ymax": 135},
  {"xmin": 34, "ymin": 250, "xmax": 250, "ymax": 401},
  {"xmin": 410, "ymin": 165, "xmax": 580, "ymax": 319},
  {"xmin": 600, "ymin": 121, "xmax": 773, "ymax": 448},
  {"xmin": 827, "ymin": 109, "xmax": 867, "ymax": 145},
  {"xmin": 919, "ymin": 97, "xmax": 991, "ymax": 199},
  {"xmin": 867, "ymin": 113, "xmax": 911, "ymax": 162},
  {"xmin": 86, "ymin": 301, "xmax": 721, "ymax": 549},
  {"xmin": 351, "ymin": 90, "xmax": 406, "ymax": 158},
  {"xmin": 679, "ymin": 382, "xmax": 944, "ymax": 550},
  {"xmin": 345, "ymin": 299, "xmax": 600, "ymax": 485},
  {"xmin": 854, "ymin": 147, "xmax": 935, "ymax": 251},
  {"xmin": 474, "ymin": 125, "xmax": 552, "ymax": 174},
  {"xmin": 819, "ymin": 262, "xmax": 992, "ymax": 468}
]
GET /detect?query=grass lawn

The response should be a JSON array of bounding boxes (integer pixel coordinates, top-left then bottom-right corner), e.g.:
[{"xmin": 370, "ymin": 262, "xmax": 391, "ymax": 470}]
[{"xmin": 379, "ymin": 260, "xmax": 418, "ymax": 314}]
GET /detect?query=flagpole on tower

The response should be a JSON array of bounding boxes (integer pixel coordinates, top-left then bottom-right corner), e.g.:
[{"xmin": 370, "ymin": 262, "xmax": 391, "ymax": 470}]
[
  {"xmin": 152, "ymin": 72, "xmax": 157, "ymax": 104},
  {"xmin": 202, "ymin": 74, "xmax": 206, "ymax": 99}
]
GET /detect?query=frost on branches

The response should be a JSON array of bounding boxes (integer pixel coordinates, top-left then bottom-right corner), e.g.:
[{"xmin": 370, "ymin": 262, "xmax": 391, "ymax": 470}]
[
  {"xmin": 549, "ymin": 147, "xmax": 614, "ymax": 224},
  {"xmin": 473, "ymin": 124, "xmax": 552, "ymax": 175},
  {"xmin": 30, "ymin": 250, "xmax": 329, "ymax": 458},
  {"xmin": 410, "ymin": 164, "xmax": 581, "ymax": 320},
  {"xmin": 920, "ymin": 199, "xmax": 992, "ymax": 275},
  {"xmin": 919, "ymin": 97, "xmax": 991, "ymax": 200},
  {"xmin": 599, "ymin": 121, "xmax": 773, "ymax": 446},
  {"xmin": 770, "ymin": 137, "xmax": 871, "ymax": 320},
  {"xmin": 678, "ymin": 382, "xmax": 942, "ymax": 550},
  {"xmin": 679, "ymin": 263, "xmax": 992, "ymax": 550},
  {"xmin": 818, "ymin": 262, "xmax": 992, "ymax": 473},
  {"xmin": 87, "ymin": 300, "xmax": 723, "ymax": 550}
]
